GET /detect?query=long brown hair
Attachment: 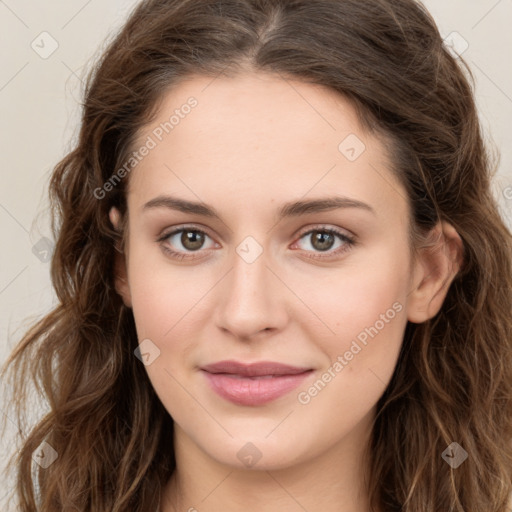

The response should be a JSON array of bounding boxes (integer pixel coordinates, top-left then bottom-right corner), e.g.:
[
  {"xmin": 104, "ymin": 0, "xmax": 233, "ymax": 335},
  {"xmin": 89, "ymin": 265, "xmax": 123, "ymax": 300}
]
[{"xmin": 2, "ymin": 0, "xmax": 512, "ymax": 510}]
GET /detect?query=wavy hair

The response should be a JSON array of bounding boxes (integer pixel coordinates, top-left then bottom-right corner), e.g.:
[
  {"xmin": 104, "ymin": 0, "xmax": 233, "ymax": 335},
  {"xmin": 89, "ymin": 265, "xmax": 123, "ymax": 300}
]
[{"xmin": 2, "ymin": 0, "xmax": 512, "ymax": 510}]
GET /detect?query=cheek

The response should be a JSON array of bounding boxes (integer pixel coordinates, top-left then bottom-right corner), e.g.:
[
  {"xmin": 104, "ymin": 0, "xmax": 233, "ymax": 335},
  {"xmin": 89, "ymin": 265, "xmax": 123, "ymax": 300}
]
[
  {"xmin": 126, "ymin": 239, "xmax": 210, "ymax": 341},
  {"xmin": 291, "ymin": 249, "xmax": 410, "ymax": 414},
  {"xmin": 292, "ymin": 265, "xmax": 408, "ymax": 426},
  {"xmin": 126, "ymin": 262, "xmax": 206, "ymax": 418},
  {"xmin": 293, "ymin": 242, "xmax": 410, "ymax": 347},
  {"xmin": 129, "ymin": 277, "xmax": 175, "ymax": 341}
]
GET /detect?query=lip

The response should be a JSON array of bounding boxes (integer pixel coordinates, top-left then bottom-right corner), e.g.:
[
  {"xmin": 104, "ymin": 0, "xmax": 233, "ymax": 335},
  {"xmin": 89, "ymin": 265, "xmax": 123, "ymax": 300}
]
[{"xmin": 200, "ymin": 360, "xmax": 313, "ymax": 406}]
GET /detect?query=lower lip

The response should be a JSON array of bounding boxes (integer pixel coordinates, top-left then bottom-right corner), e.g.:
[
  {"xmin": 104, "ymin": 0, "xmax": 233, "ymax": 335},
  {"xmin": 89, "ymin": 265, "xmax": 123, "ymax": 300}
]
[{"xmin": 202, "ymin": 370, "xmax": 313, "ymax": 406}]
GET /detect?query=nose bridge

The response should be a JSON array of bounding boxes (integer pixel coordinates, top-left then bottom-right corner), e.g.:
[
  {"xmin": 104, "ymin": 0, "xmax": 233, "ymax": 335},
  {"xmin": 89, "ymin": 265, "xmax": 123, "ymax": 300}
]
[
  {"xmin": 214, "ymin": 234, "xmax": 287, "ymax": 337},
  {"xmin": 233, "ymin": 235, "xmax": 269, "ymax": 296}
]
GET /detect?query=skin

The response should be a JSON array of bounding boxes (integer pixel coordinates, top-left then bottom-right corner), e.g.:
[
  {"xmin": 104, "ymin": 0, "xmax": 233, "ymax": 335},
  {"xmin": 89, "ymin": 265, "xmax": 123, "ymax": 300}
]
[{"xmin": 110, "ymin": 71, "xmax": 463, "ymax": 512}]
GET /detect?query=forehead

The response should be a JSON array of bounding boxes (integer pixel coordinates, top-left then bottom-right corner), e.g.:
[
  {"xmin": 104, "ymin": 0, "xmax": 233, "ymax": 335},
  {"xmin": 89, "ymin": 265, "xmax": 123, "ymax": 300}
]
[
  {"xmin": 136, "ymin": 72, "xmax": 368, "ymax": 151},
  {"xmin": 126, "ymin": 72, "xmax": 408, "ymax": 221}
]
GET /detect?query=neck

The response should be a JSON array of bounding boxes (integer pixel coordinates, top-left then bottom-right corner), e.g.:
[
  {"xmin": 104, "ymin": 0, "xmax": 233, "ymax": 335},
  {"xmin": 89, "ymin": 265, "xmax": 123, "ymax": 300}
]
[{"xmin": 161, "ymin": 412, "xmax": 377, "ymax": 512}]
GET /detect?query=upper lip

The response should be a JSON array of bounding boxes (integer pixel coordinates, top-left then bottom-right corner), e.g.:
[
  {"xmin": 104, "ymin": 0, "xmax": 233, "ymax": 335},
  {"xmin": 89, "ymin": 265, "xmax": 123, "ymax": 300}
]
[{"xmin": 200, "ymin": 360, "xmax": 312, "ymax": 377}]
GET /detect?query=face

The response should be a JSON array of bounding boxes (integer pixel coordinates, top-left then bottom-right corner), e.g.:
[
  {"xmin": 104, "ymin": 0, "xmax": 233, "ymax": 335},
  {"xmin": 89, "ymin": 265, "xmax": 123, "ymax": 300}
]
[{"xmin": 113, "ymin": 72, "xmax": 418, "ymax": 471}]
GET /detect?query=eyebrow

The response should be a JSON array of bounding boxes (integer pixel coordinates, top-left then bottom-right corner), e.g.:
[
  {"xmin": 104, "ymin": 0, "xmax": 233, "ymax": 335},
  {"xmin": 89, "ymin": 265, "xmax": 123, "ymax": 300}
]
[{"xmin": 142, "ymin": 194, "xmax": 376, "ymax": 219}]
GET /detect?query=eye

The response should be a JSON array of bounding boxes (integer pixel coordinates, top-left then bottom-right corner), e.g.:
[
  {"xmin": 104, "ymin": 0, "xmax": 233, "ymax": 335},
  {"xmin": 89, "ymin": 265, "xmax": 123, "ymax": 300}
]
[
  {"xmin": 292, "ymin": 226, "xmax": 356, "ymax": 259},
  {"xmin": 157, "ymin": 225, "xmax": 356, "ymax": 261},
  {"xmin": 157, "ymin": 226, "xmax": 216, "ymax": 260}
]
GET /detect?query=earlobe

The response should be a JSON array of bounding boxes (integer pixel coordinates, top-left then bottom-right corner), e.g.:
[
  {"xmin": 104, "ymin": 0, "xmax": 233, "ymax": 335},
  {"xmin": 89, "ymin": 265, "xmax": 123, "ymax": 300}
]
[
  {"xmin": 407, "ymin": 221, "xmax": 464, "ymax": 324},
  {"xmin": 109, "ymin": 207, "xmax": 132, "ymax": 308}
]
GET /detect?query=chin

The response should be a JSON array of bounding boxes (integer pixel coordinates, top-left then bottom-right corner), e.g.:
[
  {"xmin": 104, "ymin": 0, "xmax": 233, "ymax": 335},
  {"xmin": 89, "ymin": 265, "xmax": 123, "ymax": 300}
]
[{"xmin": 194, "ymin": 429, "xmax": 315, "ymax": 472}]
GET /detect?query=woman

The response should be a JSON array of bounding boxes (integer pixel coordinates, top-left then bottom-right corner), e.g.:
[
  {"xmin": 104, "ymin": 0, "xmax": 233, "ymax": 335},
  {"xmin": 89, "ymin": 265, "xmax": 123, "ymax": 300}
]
[{"xmin": 2, "ymin": 0, "xmax": 512, "ymax": 510}]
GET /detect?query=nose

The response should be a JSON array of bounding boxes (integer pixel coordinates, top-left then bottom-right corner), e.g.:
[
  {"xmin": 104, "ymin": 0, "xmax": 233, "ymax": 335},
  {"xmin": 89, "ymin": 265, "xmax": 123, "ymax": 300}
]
[{"xmin": 214, "ymin": 241, "xmax": 289, "ymax": 340}]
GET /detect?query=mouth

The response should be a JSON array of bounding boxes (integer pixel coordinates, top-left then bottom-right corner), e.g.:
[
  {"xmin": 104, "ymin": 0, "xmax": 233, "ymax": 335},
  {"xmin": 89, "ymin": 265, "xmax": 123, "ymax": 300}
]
[{"xmin": 200, "ymin": 360, "xmax": 314, "ymax": 406}]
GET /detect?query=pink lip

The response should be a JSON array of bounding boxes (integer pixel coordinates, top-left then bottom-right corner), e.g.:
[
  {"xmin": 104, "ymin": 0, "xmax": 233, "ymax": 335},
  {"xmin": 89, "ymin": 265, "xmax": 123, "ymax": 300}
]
[{"xmin": 200, "ymin": 360, "xmax": 313, "ymax": 406}]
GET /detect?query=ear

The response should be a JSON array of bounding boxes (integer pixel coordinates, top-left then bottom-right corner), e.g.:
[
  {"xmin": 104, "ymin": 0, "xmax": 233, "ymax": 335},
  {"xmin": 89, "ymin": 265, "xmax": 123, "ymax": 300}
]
[
  {"xmin": 407, "ymin": 221, "xmax": 464, "ymax": 324},
  {"xmin": 109, "ymin": 207, "xmax": 132, "ymax": 308}
]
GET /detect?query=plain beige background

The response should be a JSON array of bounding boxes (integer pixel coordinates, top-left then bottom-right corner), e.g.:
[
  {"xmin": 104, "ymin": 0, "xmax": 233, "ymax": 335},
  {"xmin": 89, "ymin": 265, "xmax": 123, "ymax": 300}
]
[{"xmin": 1, "ymin": 0, "xmax": 511, "ymax": 509}]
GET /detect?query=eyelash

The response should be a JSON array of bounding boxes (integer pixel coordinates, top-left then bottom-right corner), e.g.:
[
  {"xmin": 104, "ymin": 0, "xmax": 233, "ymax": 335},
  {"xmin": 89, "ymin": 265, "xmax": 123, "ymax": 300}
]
[{"xmin": 157, "ymin": 225, "xmax": 356, "ymax": 261}]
